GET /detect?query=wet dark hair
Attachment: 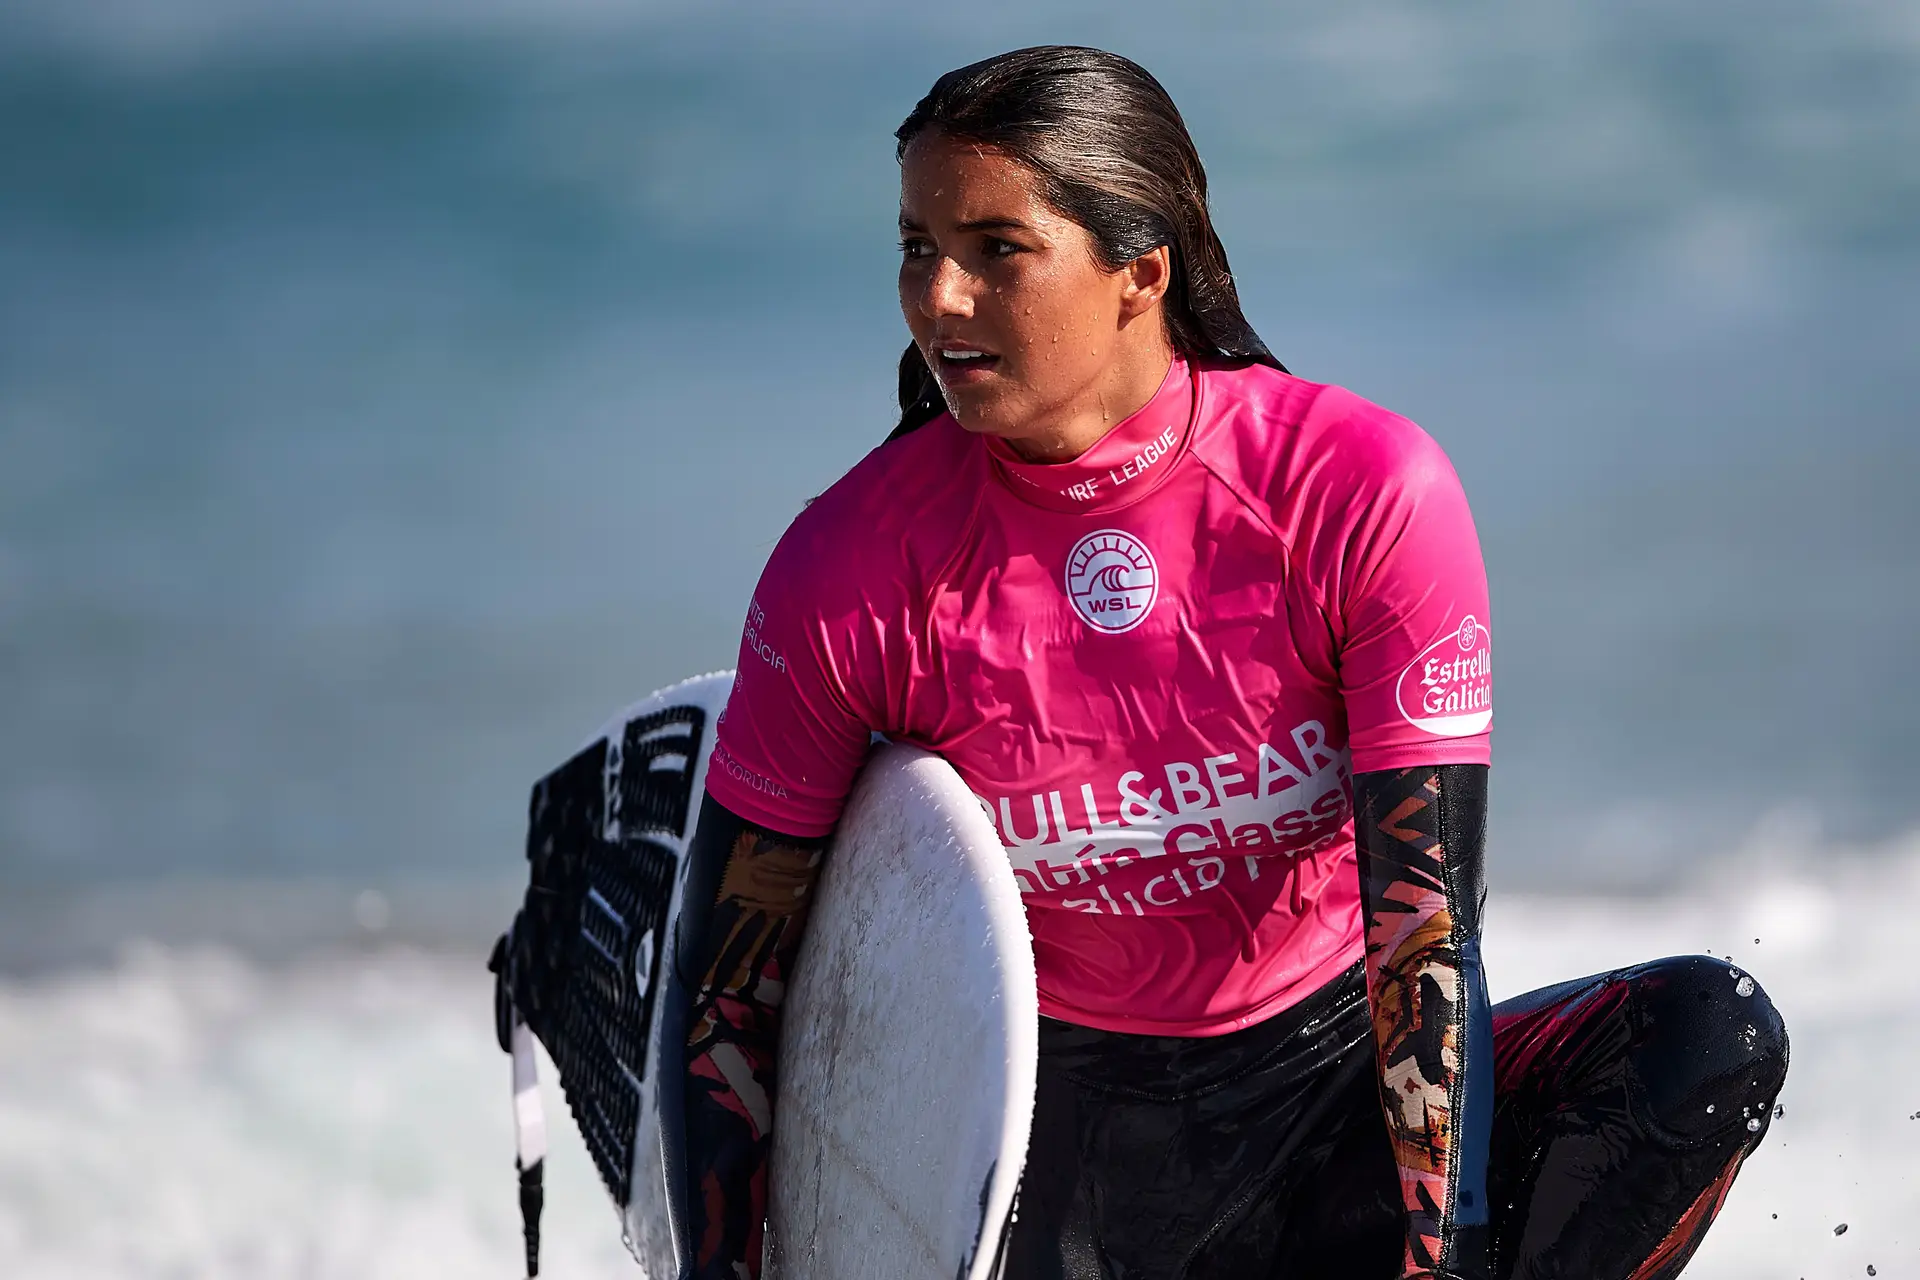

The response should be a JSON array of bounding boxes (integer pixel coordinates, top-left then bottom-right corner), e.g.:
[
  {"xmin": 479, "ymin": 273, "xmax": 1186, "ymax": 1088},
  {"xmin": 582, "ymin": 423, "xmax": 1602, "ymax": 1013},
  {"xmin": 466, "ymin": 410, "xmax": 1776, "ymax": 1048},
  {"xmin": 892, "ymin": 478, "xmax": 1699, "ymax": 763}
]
[{"xmin": 889, "ymin": 45, "xmax": 1284, "ymax": 439}]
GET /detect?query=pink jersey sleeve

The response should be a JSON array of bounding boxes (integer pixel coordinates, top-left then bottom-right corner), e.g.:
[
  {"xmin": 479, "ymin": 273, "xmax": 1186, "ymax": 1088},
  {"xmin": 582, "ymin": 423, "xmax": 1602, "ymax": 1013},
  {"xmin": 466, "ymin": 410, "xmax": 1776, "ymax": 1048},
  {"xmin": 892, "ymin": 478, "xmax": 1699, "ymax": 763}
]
[
  {"xmin": 1307, "ymin": 403, "xmax": 1493, "ymax": 773},
  {"xmin": 706, "ymin": 504, "xmax": 883, "ymax": 837}
]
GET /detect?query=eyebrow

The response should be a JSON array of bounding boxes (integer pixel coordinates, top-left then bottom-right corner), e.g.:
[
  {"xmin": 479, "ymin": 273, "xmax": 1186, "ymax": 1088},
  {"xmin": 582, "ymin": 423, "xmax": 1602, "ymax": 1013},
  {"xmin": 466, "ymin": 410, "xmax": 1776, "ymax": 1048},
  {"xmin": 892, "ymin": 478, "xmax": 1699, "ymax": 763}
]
[{"xmin": 898, "ymin": 215, "xmax": 1033, "ymax": 234}]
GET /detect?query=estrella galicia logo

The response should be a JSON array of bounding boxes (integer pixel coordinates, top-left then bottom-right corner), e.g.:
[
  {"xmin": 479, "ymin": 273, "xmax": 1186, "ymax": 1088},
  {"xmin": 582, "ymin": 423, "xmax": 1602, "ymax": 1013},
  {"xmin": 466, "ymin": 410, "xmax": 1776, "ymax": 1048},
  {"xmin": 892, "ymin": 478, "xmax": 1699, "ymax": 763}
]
[
  {"xmin": 1395, "ymin": 614, "xmax": 1493, "ymax": 737},
  {"xmin": 1065, "ymin": 529, "xmax": 1159, "ymax": 634}
]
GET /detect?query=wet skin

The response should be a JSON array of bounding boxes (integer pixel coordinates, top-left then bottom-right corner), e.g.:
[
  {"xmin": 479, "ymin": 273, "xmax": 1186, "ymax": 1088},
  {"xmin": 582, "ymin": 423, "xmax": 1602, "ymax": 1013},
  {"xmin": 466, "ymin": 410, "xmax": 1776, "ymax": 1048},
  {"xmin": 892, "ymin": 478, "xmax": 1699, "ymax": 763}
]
[{"xmin": 897, "ymin": 129, "xmax": 1177, "ymax": 463}]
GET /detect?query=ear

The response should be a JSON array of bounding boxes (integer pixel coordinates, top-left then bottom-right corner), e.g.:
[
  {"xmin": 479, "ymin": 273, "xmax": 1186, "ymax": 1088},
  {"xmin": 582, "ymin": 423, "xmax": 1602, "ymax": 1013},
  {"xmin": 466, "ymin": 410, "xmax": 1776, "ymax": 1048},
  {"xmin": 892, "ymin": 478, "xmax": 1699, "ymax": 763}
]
[{"xmin": 1116, "ymin": 244, "xmax": 1173, "ymax": 322}]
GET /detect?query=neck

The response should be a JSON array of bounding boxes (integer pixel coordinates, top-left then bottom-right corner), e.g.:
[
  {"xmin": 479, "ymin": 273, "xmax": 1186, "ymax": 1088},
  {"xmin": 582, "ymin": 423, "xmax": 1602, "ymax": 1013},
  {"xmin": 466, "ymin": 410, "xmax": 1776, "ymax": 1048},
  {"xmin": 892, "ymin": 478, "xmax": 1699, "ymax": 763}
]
[{"xmin": 1002, "ymin": 341, "xmax": 1178, "ymax": 464}]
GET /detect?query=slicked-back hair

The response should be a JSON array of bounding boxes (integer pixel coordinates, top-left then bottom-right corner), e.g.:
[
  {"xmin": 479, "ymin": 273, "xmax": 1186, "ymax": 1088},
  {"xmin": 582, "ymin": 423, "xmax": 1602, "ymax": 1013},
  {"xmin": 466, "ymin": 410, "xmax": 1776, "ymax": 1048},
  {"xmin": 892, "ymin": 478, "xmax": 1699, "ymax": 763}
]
[{"xmin": 889, "ymin": 46, "xmax": 1283, "ymax": 440}]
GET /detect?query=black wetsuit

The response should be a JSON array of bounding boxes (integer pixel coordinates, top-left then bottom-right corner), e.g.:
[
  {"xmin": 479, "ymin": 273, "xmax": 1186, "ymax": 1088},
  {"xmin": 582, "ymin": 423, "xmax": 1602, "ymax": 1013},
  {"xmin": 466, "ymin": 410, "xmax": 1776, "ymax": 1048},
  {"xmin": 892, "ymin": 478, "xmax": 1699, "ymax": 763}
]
[{"xmin": 1009, "ymin": 954, "xmax": 1788, "ymax": 1280}]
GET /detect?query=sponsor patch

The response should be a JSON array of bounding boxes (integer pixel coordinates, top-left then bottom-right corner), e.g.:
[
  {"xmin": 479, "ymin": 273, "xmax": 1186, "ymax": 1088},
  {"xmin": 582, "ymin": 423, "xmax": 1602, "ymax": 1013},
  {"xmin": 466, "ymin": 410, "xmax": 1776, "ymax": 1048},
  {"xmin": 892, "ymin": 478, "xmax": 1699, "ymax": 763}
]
[
  {"xmin": 1395, "ymin": 615, "xmax": 1492, "ymax": 737},
  {"xmin": 1065, "ymin": 529, "xmax": 1158, "ymax": 634},
  {"xmin": 973, "ymin": 721, "xmax": 1354, "ymax": 915}
]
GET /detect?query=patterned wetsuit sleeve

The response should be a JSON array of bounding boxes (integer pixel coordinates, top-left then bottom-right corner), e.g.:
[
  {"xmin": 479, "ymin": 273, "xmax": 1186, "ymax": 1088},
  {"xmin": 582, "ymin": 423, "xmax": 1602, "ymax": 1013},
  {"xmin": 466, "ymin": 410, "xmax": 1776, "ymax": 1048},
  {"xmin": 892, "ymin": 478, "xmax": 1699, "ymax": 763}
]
[
  {"xmin": 668, "ymin": 793, "xmax": 827, "ymax": 1280},
  {"xmin": 1354, "ymin": 765, "xmax": 1493, "ymax": 1280}
]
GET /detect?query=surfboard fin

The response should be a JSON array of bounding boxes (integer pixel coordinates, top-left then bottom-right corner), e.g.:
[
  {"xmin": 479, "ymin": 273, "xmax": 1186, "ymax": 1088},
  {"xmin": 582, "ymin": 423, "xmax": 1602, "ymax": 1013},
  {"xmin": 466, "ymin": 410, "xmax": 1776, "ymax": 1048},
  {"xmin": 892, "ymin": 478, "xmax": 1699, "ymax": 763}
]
[
  {"xmin": 493, "ymin": 932, "xmax": 550, "ymax": 1278},
  {"xmin": 517, "ymin": 1155, "xmax": 545, "ymax": 1278}
]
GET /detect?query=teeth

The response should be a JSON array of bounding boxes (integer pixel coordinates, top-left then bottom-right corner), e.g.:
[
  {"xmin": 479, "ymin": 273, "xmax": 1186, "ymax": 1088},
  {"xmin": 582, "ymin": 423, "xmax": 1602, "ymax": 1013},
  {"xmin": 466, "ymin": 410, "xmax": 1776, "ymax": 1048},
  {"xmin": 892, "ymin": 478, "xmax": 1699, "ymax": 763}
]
[{"xmin": 942, "ymin": 350, "xmax": 988, "ymax": 361}]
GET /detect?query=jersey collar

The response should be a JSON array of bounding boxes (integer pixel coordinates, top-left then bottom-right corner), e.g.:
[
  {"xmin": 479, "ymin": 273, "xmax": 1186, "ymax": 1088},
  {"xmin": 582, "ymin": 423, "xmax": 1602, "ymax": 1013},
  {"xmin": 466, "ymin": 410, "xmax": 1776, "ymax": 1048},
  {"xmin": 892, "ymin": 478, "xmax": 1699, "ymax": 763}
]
[{"xmin": 984, "ymin": 357, "xmax": 1196, "ymax": 514}]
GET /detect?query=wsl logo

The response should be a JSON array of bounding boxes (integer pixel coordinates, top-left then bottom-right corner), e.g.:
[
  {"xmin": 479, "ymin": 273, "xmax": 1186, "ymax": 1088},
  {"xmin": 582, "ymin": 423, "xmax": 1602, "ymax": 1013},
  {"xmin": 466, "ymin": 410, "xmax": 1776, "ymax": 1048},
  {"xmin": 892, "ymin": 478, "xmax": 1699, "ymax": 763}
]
[
  {"xmin": 1065, "ymin": 529, "xmax": 1159, "ymax": 634},
  {"xmin": 1395, "ymin": 614, "xmax": 1493, "ymax": 737}
]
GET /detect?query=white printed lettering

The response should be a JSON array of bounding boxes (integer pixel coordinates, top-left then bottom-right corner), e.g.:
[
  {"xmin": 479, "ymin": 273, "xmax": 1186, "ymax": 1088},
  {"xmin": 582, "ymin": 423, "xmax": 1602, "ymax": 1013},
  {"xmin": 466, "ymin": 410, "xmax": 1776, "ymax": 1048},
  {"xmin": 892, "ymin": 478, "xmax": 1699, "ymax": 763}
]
[
  {"xmin": 1165, "ymin": 761, "xmax": 1212, "ymax": 814},
  {"xmin": 1106, "ymin": 425, "xmax": 1179, "ymax": 487},
  {"xmin": 1049, "ymin": 790, "xmax": 1091, "ymax": 841},
  {"xmin": 741, "ymin": 597, "xmax": 787, "ymax": 675},
  {"xmin": 1079, "ymin": 783, "xmax": 1105, "ymax": 829},
  {"xmin": 711, "ymin": 742, "xmax": 790, "ymax": 801},
  {"xmin": 1119, "ymin": 772, "xmax": 1169, "ymax": 824},
  {"xmin": 1204, "ymin": 752, "xmax": 1247, "ymax": 802},
  {"xmin": 1290, "ymin": 721, "xmax": 1339, "ymax": 775},
  {"xmin": 1258, "ymin": 742, "xmax": 1311, "ymax": 795},
  {"xmin": 986, "ymin": 719, "xmax": 1362, "ymax": 917}
]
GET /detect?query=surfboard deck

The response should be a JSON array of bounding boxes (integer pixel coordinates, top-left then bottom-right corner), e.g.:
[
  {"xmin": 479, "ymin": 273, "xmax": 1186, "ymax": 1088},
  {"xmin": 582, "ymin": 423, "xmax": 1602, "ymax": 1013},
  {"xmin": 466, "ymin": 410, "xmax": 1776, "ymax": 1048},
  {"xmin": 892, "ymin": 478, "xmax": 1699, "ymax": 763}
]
[
  {"xmin": 505, "ymin": 672, "xmax": 1035, "ymax": 1280},
  {"xmin": 767, "ymin": 741, "xmax": 1038, "ymax": 1280}
]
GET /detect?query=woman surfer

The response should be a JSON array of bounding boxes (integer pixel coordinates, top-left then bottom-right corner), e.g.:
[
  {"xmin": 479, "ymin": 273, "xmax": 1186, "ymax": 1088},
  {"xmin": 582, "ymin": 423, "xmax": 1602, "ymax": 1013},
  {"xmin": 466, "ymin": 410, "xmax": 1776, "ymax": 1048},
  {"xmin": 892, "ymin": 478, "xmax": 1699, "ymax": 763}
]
[{"xmin": 665, "ymin": 46, "xmax": 1787, "ymax": 1280}]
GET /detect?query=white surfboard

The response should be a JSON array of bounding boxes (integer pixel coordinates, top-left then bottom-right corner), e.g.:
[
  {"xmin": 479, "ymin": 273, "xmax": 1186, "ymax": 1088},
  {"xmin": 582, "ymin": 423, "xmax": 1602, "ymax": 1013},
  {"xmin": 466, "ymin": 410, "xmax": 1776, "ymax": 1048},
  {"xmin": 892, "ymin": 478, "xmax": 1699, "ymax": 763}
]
[
  {"xmin": 511, "ymin": 672, "xmax": 1035, "ymax": 1280},
  {"xmin": 767, "ymin": 741, "xmax": 1038, "ymax": 1280}
]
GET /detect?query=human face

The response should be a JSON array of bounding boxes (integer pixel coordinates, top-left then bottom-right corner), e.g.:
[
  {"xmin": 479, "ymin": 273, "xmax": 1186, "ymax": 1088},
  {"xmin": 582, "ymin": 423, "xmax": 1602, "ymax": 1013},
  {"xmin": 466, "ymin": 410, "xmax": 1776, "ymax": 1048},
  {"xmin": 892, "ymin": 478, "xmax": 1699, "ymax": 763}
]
[{"xmin": 897, "ymin": 131, "xmax": 1172, "ymax": 461}]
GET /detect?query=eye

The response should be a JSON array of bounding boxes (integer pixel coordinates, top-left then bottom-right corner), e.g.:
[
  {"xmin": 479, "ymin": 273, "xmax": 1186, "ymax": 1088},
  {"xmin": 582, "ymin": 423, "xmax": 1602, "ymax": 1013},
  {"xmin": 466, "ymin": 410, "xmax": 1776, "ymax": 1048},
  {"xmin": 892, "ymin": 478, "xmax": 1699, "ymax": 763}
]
[
  {"xmin": 984, "ymin": 236, "xmax": 1022, "ymax": 258},
  {"xmin": 898, "ymin": 236, "xmax": 933, "ymax": 260}
]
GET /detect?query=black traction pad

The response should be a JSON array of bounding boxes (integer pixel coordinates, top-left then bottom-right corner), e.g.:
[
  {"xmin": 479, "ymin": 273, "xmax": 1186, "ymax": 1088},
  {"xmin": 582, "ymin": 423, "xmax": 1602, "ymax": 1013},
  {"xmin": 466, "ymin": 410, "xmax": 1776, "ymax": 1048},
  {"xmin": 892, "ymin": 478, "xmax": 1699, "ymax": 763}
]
[{"xmin": 497, "ymin": 702, "xmax": 706, "ymax": 1206}]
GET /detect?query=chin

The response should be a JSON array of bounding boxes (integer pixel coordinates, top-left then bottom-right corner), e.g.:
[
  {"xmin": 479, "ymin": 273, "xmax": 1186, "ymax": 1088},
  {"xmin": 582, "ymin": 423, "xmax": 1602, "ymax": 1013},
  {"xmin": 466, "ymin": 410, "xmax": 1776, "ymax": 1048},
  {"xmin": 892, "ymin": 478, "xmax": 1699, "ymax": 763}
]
[{"xmin": 941, "ymin": 389, "xmax": 1027, "ymax": 440}]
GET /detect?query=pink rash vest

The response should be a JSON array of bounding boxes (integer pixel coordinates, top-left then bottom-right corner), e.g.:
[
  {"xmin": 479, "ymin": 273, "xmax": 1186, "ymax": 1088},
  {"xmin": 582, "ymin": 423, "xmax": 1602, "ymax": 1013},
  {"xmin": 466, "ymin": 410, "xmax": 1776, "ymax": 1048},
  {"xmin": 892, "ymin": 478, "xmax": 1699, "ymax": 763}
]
[{"xmin": 707, "ymin": 357, "xmax": 1492, "ymax": 1036}]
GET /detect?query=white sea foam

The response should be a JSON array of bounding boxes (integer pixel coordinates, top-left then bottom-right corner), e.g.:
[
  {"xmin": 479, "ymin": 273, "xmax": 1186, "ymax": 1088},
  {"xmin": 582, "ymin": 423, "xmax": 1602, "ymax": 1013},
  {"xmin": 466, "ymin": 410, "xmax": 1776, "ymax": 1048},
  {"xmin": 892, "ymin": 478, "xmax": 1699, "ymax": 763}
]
[
  {"xmin": 1485, "ymin": 835, "xmax": 1920, "ymax": 1277},
  {"xmin": 0, "ymin": 944, "xmax": 633, "ymax": 1278},
  {"xmin": 1, "ymin": 843, "xmax": 1916, "ymax": 1277}
]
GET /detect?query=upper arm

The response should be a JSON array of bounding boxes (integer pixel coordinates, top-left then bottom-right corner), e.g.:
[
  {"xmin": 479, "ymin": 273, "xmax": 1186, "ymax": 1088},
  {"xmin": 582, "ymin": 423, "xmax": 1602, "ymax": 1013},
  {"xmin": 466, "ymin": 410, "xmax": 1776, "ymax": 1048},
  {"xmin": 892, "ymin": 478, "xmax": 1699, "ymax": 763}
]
[
  {"xmin": 707, "ymin": 510, "xmax": 888, "ymax": 837},
  {"xmin": 1319, "ymin": 416, "xmax": 1493, "ymax": 774}
]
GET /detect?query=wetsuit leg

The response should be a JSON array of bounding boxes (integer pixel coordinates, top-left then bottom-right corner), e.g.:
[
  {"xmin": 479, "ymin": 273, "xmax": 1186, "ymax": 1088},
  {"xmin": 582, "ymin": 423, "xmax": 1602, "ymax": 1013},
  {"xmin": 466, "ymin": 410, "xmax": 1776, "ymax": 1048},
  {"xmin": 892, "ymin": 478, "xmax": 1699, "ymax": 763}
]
[
  {"xmin": 1002, "ymin": 964, "xmax": 1383, "ymax": 1280},
  {"xmin": 1280, "ymin": 955, "xmax": 1788, "ymax": 1279},
  {"xmin": 1003, "ymin": 1040, "xmax": 1103, "ymax": 1280},
  {"xmin": 1008, "ymin": 955, "xmax": 1786, "ymax": 1280},
  {"xmin": 1486, "ymin": 954, "xmax": 1789, "ymax": 1280}
]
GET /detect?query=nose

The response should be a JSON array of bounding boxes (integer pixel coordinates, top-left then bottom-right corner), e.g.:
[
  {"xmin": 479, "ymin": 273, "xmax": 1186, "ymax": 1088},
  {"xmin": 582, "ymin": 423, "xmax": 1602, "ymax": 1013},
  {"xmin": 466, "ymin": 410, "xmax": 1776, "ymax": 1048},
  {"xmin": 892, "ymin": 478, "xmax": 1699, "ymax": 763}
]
[{"xmin": 915, "ymin": 253, "xmax": 975, "ymax": 321}]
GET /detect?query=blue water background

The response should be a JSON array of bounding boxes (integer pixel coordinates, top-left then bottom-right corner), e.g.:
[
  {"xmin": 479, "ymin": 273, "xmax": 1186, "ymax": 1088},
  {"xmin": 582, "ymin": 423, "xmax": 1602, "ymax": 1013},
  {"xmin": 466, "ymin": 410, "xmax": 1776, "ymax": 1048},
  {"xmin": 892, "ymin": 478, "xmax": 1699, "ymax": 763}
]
[{"xmin": 3, "ymin": 0, "xmax": 1917, "ymax": 901}]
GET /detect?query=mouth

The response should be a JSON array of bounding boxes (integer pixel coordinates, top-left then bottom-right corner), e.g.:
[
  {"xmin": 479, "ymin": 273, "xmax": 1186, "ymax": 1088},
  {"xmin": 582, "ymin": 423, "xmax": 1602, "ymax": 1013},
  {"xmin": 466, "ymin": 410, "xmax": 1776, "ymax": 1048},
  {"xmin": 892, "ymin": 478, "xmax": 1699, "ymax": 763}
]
[{"xmin": 930, "ymin": 344, "xmax": 1002, "ymax": 382}]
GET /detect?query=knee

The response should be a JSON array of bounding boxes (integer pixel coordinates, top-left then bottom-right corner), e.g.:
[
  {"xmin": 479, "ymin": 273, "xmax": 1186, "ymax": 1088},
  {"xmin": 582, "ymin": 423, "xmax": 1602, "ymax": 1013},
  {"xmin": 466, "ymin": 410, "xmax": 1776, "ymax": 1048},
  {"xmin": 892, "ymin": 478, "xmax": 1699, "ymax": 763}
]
[{"xmin": 1622, "ymin": 954, "xmax": 1789, "ymax": 1144}]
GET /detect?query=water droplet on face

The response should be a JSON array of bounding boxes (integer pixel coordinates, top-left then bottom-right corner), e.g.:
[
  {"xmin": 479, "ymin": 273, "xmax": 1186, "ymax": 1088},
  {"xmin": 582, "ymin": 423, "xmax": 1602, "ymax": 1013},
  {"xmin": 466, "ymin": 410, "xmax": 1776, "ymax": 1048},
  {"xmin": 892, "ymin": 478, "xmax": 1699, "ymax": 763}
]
[
  {"xmin": 1706, "ymin": 1104, "xmax": 1716, "ymax": 1114},
  {"xmin": 1834, "ymin": 1223, "xmax": 1849, "ymax": 1236},
  {"xmin": 1775, "ymin": 1103, "xmax": 1785, "ymax": 1118},
  {"xmin": 1736, "ymin": 975, "xmax": 1756, "ymax": 997},
  {"xmin": 1747, "ymin": 1117, "xmax": 1762, "ymax": 1132}
]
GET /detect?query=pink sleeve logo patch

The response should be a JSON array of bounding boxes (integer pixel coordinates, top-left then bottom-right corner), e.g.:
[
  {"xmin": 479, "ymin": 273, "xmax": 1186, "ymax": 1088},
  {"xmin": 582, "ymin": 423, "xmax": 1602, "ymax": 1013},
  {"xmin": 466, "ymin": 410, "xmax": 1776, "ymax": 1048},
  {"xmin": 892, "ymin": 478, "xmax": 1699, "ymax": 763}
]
[{"xmin": 1395, "ymin": 615, "xmax": 1492, "ymax": 737}]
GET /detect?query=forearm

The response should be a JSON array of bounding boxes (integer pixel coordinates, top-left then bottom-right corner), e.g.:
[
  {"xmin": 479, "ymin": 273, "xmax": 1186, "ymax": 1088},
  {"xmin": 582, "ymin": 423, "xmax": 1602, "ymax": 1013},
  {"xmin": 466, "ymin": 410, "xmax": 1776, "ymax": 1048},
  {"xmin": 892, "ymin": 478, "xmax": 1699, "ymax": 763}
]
[
  {"xmin": 1353, "ymin": 764, "xmax": 1493, "ymax": 1280},
  {"xmin": 668, "ymin": 794, "xmax": 826, "ymax": 1280}
]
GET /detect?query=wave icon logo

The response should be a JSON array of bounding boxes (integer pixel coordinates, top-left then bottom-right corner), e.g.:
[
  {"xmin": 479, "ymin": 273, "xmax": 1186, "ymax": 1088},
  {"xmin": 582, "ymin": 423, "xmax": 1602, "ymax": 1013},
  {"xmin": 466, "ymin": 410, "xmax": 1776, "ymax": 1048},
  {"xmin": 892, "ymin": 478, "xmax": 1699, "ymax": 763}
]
[
  {"xmin": 1065, "ymin": 529, "xmax": 1159, "ymax": 634},
  {"xmin": 1396, "ymin": 615, "xmax": 1493, "ymax": 737}
]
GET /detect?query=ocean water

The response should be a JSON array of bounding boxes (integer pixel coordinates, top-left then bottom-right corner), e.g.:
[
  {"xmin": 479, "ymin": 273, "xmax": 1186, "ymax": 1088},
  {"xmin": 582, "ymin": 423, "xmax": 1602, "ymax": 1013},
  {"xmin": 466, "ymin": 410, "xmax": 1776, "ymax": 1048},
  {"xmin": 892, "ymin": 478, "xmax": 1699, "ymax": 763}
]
[
  {"xmin": 2, "ymin": 0, "xmax": 1916, "ymax": 894},
  {"xmin": 2, "ymin": 839, "xmax": 1915, "ymax": 1277}
]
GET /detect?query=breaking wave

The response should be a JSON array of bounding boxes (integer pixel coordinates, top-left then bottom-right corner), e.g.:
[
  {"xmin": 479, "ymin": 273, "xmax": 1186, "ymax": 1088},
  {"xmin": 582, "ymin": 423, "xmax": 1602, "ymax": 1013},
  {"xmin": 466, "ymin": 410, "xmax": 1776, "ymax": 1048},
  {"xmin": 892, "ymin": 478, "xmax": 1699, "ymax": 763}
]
[{"xmin": 1, "ymin": 836, "xmax": 1915, "ymax": 1276}]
